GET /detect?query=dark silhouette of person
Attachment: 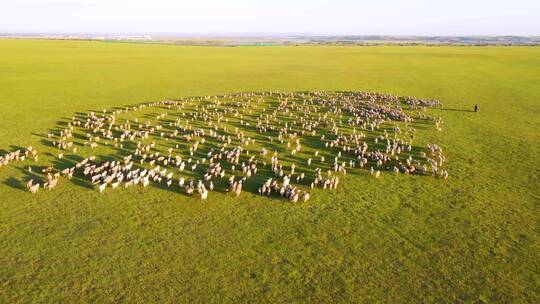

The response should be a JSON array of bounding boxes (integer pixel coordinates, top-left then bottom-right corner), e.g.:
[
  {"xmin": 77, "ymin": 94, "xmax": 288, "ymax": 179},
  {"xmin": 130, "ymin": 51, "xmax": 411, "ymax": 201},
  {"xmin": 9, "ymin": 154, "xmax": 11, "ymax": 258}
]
[{"xmin": 474, "ymin": 104, "xmax": 478, "ymax": 112}]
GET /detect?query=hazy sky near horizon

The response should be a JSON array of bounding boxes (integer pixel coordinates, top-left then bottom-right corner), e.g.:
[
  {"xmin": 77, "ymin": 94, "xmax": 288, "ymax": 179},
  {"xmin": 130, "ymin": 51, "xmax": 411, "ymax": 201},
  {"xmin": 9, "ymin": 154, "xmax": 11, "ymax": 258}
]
[{"xmin": 1, "ymin": 0, "xmax": 539, "ymax": 35}]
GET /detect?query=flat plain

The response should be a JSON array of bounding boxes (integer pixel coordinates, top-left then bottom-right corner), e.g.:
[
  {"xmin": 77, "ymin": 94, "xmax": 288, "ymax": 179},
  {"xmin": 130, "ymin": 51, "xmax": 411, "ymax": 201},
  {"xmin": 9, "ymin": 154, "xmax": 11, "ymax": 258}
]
[{"xmin": 0, "ymin": 39, "xmax": 538, "ymax": 303}]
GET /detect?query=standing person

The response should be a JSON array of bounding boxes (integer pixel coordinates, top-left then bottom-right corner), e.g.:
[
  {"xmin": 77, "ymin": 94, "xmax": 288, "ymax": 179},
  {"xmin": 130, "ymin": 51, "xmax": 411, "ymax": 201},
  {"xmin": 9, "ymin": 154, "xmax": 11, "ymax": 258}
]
[{"xmin": 474, "ymin": 104, "xmax": 479, "ymax": 112}]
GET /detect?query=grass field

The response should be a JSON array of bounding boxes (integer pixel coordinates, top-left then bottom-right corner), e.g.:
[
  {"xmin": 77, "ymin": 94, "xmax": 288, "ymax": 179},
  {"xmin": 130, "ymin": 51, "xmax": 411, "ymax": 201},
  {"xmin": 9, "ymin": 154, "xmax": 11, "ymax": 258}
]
[{"xmin": 0, "ymin": 39, "xmax": 539, "ymax": 303}]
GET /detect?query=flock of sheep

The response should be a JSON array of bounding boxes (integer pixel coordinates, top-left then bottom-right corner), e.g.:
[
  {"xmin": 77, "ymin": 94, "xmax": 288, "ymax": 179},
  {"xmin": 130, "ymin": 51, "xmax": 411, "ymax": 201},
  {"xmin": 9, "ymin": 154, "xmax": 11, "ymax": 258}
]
[{"xmin": 1, "ymin": 91, "xmax": 448, "ymax": 202}]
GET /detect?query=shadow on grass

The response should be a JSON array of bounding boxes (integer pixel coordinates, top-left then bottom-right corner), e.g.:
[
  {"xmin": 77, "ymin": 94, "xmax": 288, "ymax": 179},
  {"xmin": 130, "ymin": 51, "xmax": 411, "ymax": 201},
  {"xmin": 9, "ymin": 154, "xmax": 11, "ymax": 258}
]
[
  {"xmin": 3, "ymin": 177, "xmax": 25, "ymax": 191},
  {"xmin": 439, "ymin": 108, "xmax": 475, "ymax": 113}
]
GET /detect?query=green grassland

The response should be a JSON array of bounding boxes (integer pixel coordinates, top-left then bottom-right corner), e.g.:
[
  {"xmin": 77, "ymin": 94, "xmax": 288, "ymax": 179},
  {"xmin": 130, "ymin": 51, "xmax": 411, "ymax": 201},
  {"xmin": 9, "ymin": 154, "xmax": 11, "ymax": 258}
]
[{"xmin": 0, "ymin": 39, "xmax": 539, "ymax": 303}]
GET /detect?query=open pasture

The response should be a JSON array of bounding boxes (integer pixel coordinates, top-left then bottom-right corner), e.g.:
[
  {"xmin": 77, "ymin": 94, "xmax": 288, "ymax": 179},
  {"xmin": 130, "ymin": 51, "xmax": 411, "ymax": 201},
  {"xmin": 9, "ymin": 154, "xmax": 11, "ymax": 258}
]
[{"xmin": 0, "ymin": 40, "xmax": 538, "ymax": 303}]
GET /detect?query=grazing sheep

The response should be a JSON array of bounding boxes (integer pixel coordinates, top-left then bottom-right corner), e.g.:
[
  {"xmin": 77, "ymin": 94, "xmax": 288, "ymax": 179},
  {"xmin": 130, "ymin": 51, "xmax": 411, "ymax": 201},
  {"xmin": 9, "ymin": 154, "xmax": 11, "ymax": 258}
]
[
  {"xmin": 29, "ymin": 183, "xmax": 40, "ymax": 194},
  {"xmin": 2, "ymin": 90, "xmax": 446, "ymax": 203},
  {"xmin": 235, "ymin": 182, "xmax": 243, "ymax": 197}
]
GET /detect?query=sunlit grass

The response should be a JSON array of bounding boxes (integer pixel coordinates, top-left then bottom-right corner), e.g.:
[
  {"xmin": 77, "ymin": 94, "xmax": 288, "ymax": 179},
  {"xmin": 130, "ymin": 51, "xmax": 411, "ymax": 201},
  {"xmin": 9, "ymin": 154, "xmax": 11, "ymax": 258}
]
[{"xmin": 0, "ymin": 40, "xmax": 538, "ymax": 303}]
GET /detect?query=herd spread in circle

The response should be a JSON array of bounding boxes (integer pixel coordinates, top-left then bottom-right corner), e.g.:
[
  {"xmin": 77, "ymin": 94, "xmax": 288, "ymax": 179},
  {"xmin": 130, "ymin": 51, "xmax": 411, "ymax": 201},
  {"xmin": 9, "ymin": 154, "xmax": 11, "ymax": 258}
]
[{"xmin": 1, "ymin": 91, "xmax": 449, "ymax": 202}]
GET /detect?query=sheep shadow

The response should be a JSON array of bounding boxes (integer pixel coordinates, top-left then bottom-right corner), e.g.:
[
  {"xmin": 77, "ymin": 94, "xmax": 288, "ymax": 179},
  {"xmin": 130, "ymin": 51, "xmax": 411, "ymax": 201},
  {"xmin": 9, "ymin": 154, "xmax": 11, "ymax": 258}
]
[
  {"xmin": 3, "ymin": 177, "xmax": 25, "ymax": 191},
  {"xmin": 438, "ymin": 108, "xmax": 475, "ymax": 113},
  {"xmin": 9, "ymin": 145, "xmax": 27, "ymax": 152},
  {"xmin": 3, "ymin": 166, "xmax": 48, "ymax": 192}
]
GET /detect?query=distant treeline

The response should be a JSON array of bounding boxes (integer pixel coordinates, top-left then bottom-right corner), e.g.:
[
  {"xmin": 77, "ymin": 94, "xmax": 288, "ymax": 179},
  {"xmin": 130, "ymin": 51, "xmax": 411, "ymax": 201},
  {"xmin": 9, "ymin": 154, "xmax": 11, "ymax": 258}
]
[{"xmin": 1, "ymin": 34, "xmax": 539, "ymax": 46}]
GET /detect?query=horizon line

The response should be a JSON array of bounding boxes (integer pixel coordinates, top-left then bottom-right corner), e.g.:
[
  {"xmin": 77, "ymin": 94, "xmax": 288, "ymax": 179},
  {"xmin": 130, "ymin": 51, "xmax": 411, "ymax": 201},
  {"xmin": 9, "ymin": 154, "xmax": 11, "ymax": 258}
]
[{"xmin": 1, "ymin": 32, "xmax": 540, "ymax": 38}]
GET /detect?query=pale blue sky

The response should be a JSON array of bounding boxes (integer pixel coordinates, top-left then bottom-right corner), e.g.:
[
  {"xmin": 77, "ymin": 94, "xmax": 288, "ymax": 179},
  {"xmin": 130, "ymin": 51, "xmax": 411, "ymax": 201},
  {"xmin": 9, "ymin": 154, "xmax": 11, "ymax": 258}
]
[{"xmin": 1, "ymin": 0, "xmax": 539, "ymax": 35}]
